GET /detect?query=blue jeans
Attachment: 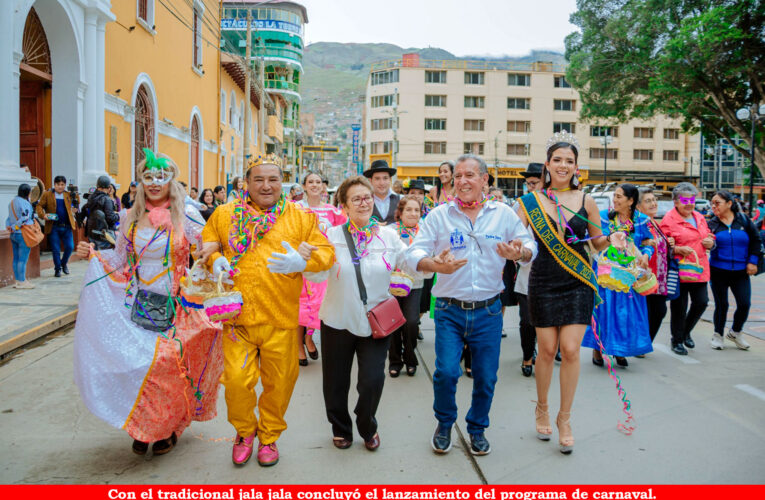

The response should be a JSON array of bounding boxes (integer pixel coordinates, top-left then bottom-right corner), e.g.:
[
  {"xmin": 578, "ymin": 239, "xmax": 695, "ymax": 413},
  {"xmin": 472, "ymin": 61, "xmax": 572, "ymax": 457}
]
[
  {"xmin": 49, "ymin": 225, "xmax": 74, "ymax": 271},
  {"xmin": 10, "ymin": 232, "xmax": 31, "ymax": 282},
  {"xmin": 432, "ymin": 296, "xmax": 503, "ymax": 435}
]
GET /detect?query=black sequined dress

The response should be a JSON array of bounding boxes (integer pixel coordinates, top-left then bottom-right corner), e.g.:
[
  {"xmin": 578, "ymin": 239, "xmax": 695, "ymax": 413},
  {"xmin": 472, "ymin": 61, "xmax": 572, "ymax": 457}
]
[{"xmin": 528, "ymin": 199, "xmax": 595, "ymax": 327}]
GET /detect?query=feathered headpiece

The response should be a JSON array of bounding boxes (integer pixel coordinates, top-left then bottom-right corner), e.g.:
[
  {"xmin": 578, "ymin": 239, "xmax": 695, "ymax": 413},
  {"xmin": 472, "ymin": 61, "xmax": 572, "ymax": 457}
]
[{"xmin": 142, "ymin": 148, "xmax": 171, "ymax": 171}]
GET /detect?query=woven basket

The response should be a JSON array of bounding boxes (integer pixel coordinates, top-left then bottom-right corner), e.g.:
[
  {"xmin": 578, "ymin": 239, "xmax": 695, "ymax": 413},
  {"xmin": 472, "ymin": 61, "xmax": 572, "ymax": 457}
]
[
  {"xmin": 679, "ymin": 250, "xmax": 704, "ymax": 282},
  {"xmin": 180, "ymin": 260, "xmax": 215, "ymax": 309},
  {"xmin": 389, "ymin": 271, "xmax": 413, "ymax": 297},
  {"xmin": 203, "ymin": 273, "xmax": 243, "ymax": 322},
  {"xmin": 633, "ymin": 272, "xmax": 658, "ymax": 296},
  {"xmin": 596, "ymin": 247, "xmax": 639, "ymax": 293}
]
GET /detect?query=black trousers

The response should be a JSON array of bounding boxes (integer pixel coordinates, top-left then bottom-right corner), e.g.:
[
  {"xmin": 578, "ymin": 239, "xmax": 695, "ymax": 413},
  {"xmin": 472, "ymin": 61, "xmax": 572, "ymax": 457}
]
[
  {"xmin": 710, "ymin": 267, "xmax": 751, "ymax": 334},
  {"xmin": 669, "ymin": 282, "xmax": 709, "ymax": 345},
  {"xmin": 516, "ymin": 293, "xmax": 536, "ymax": 361},
  {"xmin": 389, "ymin": 287, "xmax": 423, "ymax": 369},
  {"xmin": 321, "ymin": 322, "xmax": 390, "ymax": 442},
  {"xmin": 646, "ymin": 294, "xmax": 668, "ymax": 342}
]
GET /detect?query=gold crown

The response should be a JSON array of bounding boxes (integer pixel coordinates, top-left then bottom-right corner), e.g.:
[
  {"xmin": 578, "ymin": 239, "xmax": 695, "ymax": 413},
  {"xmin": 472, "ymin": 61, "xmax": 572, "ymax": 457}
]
[
  {"xmin": 545, "ymin": 131, "xmax": 581, "ymax": 152},
  {"xmin": 247, "ymin": 153, "xmax": 282, "ymax": 169}
]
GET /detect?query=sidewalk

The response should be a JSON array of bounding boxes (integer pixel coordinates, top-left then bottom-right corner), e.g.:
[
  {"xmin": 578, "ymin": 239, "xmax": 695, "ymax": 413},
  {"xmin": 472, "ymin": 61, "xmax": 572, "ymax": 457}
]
[
  {"xmin": 0, "ymin": 260, "xmax": 87, "ymax": 357},
  {"xmin": 701, "ymin": 274, "xmax": 765, "ymax": 340}
]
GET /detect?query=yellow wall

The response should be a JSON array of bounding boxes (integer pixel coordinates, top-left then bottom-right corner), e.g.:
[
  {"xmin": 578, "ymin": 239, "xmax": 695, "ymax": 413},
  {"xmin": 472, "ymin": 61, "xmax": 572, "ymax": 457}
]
[
  {"xmin": 104, "ymin": 0, "xmax": 221, "ymax": 192},
  {"xmin": 220, "ymin": 69, "xmax": 263, "ymax": 186}
]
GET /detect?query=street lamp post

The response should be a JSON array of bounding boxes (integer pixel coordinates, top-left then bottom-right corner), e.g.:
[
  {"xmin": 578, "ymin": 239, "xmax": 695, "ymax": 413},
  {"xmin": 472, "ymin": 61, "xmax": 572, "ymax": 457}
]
[
  {"xmin": 599, "ymin": 134, "xmax": 613, "ymax": 184},
  {"xmin": 736, "ymin": 104, "xmax": 765, "ymax": 215}
]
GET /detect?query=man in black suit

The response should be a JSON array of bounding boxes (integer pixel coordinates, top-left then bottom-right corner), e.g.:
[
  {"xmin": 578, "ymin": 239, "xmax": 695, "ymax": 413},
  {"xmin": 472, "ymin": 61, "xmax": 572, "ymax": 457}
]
[{"xmin": 363, "ymin": 159, "xmax": 400, "ymax": 225}]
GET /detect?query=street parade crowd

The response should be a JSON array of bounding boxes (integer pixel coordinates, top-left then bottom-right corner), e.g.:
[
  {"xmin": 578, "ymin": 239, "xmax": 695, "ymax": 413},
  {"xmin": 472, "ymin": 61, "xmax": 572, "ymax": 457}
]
[{"xmin": 6, "ymin": 131, "xmax": 763, "ymax": 466}]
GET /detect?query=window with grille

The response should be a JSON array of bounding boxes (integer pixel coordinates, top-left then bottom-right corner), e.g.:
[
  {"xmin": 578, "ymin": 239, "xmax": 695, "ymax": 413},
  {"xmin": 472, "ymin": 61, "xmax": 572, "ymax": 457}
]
[
  {"xmin": 507, "ymin": 121, "xmax": 531, "ymax": 133},
  {"xmin": 590, "ymin": 126, "xmax": 618, "ymax": 138},
  {"xmin": 508, "ymin": 73, "xmax": 530, "ymax": 86},
  {"xmin": 464, "ymin": 119, "xmax": 485, "ymax": 131},
  {"xmin": 464, "ymin": 142, "xmax": 485, "ymax": 155},
  {"xmin": 424, "ymin": 142, "xmax": 447, "ymax": 154},
  {"xmin": 464, "ymin": 72, "xmax": 485, "ymax": 85},
  {"xmin": 192, "ymin": 6, "xmax": 202, "ymax": 68},
  {"xmin": 663, "ymin": 150, "xmax": 679, "ymax": 161},
  {"xmin": 663, "ymin": 128, "xmax": 679, "ymax": 140},
  {"xmin": 464, "ymin": 96, "xmax": 485, "ymax": 108},
  {"xmin": 507, "ymin": 144, "xmax": 530, "ymax": 156},
  {"xmin": 634, "ymin": 149, "xmax": 654, "ymax": 160},
  {"xmin": 590, "ymin": 148, "xmax": 618, "ymax": 159},
  {"xmin": 425, "ymin": 71, "xmax": 446, "ymax": 83},
  {"xmin": 138, "ymin": 0, "xmax": 148, "ymax": 21},
  {"xmin": 134, "ymin": 84, "xmax": 154, "ymax": 168},
  {"xmin": 425, "ymin": 119, "xmax": 447, "ymax": 130},
  {"xmin": 554, "ymin": 76, "xmax": 571, "ymax": 88},
  {"xmin": 507, "ymin": 98, "xmax": 530, "ymax": 109},
  {"xmin": 553, "ymin": 99, "xmax": 575, "ymax": 111},
  {"xmin": 634, "ymin": 127, "xmax": 654, "ymax": 139},
  {"xmin": 553, "ymin": 122, "xmax": 576, "ymax": 133},
  {"xmin": 425, "ymin": 95, "xmax": 446, "ymax": 107}
]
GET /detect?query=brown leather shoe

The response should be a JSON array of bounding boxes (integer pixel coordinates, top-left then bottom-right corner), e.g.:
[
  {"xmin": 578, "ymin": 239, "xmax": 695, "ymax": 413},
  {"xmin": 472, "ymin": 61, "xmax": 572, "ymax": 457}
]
[
  {"xmin": 364, "ymin": 433, "xmax": 380, "ymax": 451},
  {"xmin": 332, "ymin": 437, "xmax": 352, "ymax": 449}
]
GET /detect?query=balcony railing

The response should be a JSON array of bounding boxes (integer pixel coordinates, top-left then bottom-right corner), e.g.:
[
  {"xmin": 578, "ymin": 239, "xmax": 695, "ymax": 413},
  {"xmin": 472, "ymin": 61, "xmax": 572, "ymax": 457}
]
[
  {"xmin": 283, "ymin": 118, "xmax": 297, "ymax": 129},
  {"xmin": 252, "ymin": 46, "xmax": 302, "ymax": 63},
  {"xmin": 265, "ymin": 79, "xmax": 299, "ymax": 92},
  {"xmin": 370, "ymin": 59, "xmax": 567, "ymax": 73}
]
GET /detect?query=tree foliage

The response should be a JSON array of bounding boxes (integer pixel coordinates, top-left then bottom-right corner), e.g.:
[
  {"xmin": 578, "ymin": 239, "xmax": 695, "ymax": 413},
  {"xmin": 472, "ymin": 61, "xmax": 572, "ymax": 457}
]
[{"xmin": 565, "ymin": 0, "xmax": 765, "ymax": 175}]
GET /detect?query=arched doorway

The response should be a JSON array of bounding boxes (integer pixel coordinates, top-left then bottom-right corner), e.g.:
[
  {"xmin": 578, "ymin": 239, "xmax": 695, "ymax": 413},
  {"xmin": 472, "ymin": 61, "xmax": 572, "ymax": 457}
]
[
  {"xmin": 19, "ymin": 7, "xmax": 52, "ymax": 186},
  {"xmin": 190, "ymin": 116, "xmax": 200, "ymax": 190},
  {"xmin": 134, "ymin": 84, "xmax": 155, "ymax": 168}
]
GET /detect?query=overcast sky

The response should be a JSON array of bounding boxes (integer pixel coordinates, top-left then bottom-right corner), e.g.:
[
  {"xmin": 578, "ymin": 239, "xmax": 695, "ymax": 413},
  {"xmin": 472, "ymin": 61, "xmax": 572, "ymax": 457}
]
[{"xmin": 299, "ymin": 0, "xmax": 579, "ymax": 57}]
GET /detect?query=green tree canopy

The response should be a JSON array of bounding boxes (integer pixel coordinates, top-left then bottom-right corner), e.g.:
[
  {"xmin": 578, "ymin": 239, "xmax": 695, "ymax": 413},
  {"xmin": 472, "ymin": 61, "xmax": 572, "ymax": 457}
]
[{"xmin": 565, "ymin": 0, "xmax": 765, "ymax": 175}]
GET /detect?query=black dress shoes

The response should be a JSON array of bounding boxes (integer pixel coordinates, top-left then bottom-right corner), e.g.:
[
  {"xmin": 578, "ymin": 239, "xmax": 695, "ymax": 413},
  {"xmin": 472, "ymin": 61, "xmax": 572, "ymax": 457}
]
[
  {"xmin": 54, "ymin": 269, "xmax": 61, "ymax": 278},
  {"xmin": 62, "ymin": 264, "xmax": 69, "ymax": 275},
  {"xmin": 521, "ymin": 363, "xmax": 533, "ymax": 377},
  {"xmin": 152, "ymin": 433, "xmax": 177, "ymax": 455},
  {"xmin": 615, "ymin": 356, "xmax": 629, "ymax": 367},
  {"xmin": 672, "ymin": 342, "xmax": 688, "ymax": 355},
  {"xmin": 431, "ymin": 424, "xmax": 452, "ymax": 454},
  {"xmin": 364, "ymin": 433, "xmax": 380, "ymax": 451},
  {"xmin": 592, "ymin": 353, "xmax": 605, "ymax": 367},
  {"xmin": 684, "ymin": 337, "xmax": 695, "ymax": 349},
  {"xmin": 132, "ymin": 439, "xmax": 149, "ymax": 455}
]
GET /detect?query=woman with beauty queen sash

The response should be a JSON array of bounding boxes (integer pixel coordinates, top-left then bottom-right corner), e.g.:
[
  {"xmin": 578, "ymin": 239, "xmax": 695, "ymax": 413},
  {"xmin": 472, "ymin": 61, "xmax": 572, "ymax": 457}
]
[
  {"xmin": 516, "ymin": 132, "xmax": 626, "ymax": 454},
  {"xmin": 293, "ymin": 171, "xmax": 346, "ymax": 366},
  {"xmin": 73, "ymin": 149, "xmax": 223, "ymax": 457}
]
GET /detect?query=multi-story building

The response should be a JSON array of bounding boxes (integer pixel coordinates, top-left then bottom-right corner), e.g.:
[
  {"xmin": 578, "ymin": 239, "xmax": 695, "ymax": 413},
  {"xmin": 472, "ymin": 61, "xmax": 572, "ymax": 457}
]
[
  {"xmin": 364, "ymin": 54, "xmax": 701, "ymax": 195},
  {"xmin": 221, "ymin": 0, "xmax": 307, "ymax": 181}
]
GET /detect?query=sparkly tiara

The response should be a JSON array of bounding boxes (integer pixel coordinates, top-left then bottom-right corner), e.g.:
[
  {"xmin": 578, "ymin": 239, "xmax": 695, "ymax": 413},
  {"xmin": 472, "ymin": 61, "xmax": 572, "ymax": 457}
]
[
  {"xmin": 248, "ymin": 153, "xmax": 282, "ymax": 169},
  {"xmin": 545, "ymin": 131, "xmax": 581, "ymax": 152}
]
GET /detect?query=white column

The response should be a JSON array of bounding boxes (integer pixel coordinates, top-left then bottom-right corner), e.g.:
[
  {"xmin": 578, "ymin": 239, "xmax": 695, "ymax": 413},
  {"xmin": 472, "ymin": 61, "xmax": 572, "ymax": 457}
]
[
  {"xmin": 0, "ymin": 5, "xmax": 31, "ymax": 224},
  {"xmin": 96, "ymin": 18, "xmax": 107, "ymax": 183},
  {"xmin": 79, "ymin": 8, "xmax": 101, "ymax": 188}
]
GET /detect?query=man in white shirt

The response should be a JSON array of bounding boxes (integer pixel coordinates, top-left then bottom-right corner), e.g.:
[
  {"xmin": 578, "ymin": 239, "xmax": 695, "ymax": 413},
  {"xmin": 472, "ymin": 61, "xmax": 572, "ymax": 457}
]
[
  {"xmin": 406, "ymin": 154, "xmax": 537, "ymax": 456},
  {"xmin": 364, "ymin": 160, "xmax": 400, "ymax": 224}
]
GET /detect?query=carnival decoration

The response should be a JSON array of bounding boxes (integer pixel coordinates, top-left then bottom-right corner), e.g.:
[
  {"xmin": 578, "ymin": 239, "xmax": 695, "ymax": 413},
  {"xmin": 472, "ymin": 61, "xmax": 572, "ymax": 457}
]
[
  {"xmin": 679, "ymin": 249, "xmax": 704, "ymax": 282},
  {"xmin": 389, "ymin": 271, "xmax": 413, "ymax": 297},
  {"xmin": 180, "ymin": 260, "xmax": 215, "ymax": 309},
  {"xmin": 596, "ymin": 245, "xmax": 639, "ymax": 292},
  {"xmin": 203, "ymin": 273, "xmax": 243, "ymax": 322}
]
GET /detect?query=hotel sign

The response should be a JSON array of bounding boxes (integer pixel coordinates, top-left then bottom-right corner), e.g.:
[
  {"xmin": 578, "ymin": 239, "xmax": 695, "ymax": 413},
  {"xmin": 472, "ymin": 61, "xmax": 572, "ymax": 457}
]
[{"xmin": 221, "ymin": 18, "xmax": 302, "ymax": 36}]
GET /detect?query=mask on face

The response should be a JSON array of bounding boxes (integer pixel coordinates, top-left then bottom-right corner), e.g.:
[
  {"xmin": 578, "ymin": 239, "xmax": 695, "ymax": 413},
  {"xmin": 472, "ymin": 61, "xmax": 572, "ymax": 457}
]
[
  {"xmin": 678, "ymin": 195, "xmax": 696, "ymax": 205},
  {"xmin": 140, "ymin": 148, "xmax": 175, "ymax": 186}
]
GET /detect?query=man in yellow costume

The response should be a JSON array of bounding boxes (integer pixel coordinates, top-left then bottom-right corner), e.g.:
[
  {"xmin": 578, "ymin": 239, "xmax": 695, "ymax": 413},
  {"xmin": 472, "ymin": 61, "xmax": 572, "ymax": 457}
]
[{"xmin": 202, "ymin": 156, "xmax": 334, "ymax": 467}]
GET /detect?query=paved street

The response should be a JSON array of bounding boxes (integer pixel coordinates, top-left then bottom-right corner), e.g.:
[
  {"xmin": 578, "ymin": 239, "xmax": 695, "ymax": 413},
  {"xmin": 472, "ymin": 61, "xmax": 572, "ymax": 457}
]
[{"xmin": 1, "ymin": 272, "xmax": 764, "ymax": 484}]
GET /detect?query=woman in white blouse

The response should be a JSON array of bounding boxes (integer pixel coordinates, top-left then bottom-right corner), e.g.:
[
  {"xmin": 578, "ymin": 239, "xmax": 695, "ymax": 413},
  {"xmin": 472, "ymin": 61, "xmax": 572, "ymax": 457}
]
[{"xmin": 308, "ymin": 176, "xmax": 418, "ymax": 452}]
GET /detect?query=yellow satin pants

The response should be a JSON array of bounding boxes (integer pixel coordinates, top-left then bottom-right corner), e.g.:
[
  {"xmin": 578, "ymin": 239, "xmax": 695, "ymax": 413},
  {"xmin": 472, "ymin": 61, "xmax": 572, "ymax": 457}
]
[{"xmin": 221, "ymin": 324, "xmax": 299, "ymax": 444}]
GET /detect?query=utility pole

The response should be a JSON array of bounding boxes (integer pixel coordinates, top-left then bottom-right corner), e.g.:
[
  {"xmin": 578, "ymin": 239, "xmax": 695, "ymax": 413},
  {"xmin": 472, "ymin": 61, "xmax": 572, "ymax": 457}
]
[
  {"xmin": 242, "ymin": 11, "xmax": 252, "ymax": 172},
  {"xmin": 600, "ymin": 133, "xmax": 613, "ymax": 184},
  {"xmin": 259, "ymin": 47, "xmax": 266, "ymax": 156},
  {"xmin": 392, "ymin": 87, "xmax": 398, "ymax": 171}
]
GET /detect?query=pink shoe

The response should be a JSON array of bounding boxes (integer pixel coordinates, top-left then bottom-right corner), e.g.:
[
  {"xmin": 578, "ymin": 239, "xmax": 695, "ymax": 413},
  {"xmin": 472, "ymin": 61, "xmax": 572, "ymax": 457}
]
[
  {"xmin": 232, "ymin": 433, "xmax": 255, "ymax": 465},
  {"xmin": 257, "ymin": 442, "xmax": 279, "ymax": 467}
]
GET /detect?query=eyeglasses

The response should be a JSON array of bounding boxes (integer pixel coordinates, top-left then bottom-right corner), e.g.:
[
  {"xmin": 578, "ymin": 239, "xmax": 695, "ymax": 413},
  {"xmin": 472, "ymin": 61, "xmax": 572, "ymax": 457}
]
[{"xmin": 350, "ymin": 195, "xmax": 373, "ymax": 206}]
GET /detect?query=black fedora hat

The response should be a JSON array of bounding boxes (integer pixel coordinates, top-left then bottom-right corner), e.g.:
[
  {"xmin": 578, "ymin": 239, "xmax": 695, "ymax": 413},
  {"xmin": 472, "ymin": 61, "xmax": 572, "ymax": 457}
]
[
  {"xmin": 406, "ymin": 179, "xmax": 426, "ymax": 192},
  {"xmin": 521, "ymin": 162, "xmax": 544, "ymax": 178},
  {"xmin": 363, "ymin": 159, "xmax": 397, "ymax": 178}
]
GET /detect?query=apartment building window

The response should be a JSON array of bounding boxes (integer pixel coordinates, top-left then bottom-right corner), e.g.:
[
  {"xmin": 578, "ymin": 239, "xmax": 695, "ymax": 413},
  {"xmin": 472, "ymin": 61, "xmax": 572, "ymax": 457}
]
[
  {"xmin": 464, "ymin": 142, "xmax": 485, "ymax": 155},
  {"xmin": 464, "ymin": 96, "xmax": 485, "ymax": 108},
  {"xmin": 425, "ymin": 95, "xmax": 446, "ymax": 107},
  {"xmin": 425, "ymin": 70, "xmax": 446, "ymax": 83},
  {"xmin": 371, "ymin": 94, "xmax": 396, "ymax": 108},
  {"xmin": 553, "ymin": 122, "xmax": 576, "ymax": 133},
  {"xmin": 371, "ymin": 69, "xmax": 399, "ymax": 86},
  {"xmin": 590, "ymin": 126, "xmax": 618, "ymax": 138},
  {"xmin": 507, "ymin": 144, "xmax": 530, "ymax": 156},
  {"xmin": 663, "ymin": 128, "xmax": 680, "ymax": 140},
  {"xmin": 425, "ymin": 119, "xmax": 447, "ymax": 130},
  {"xmin": 553, "ymin": 99, "xmax": 576, "ymax": 111},
  {"xmin": 590, "ymin": 148, "xmax": 618, "ymax": 159},
  {"xmin": 464, "ymin": 119, "xmax": 485, "ymax": 131},
  {"xmin": 370, "ymin": 141, "xmax": 392, "ymax": 154},
  {"xmin": 663, "ymin": 150, "xmax": 679, "ymax": 161},
  {"xmin": 425, "ymin": 142, "xmax": 447, "ymax": 154},
  {"xmin": 370, "ymin": 118, "xmax": 393, "ymax": 131},
  {"xmin": 634, "ymin": 127, "xmax": 654, "ymax": 139},
  {"xmin": 554, "ymin": 75, "xmax": 571, "ymax": 88},
  {"xmin": 507, "ymin": 120, "xmax": 531, "ymax": 133},
  {"xmin": 507, "ymin": 97, "xmax": 530, "ymax": 110},
  {"xmin": 507, "ymin": 73, "xmax": 531, "ymax": 86},
  {"xmin": 137, "ymin": 0, "xmax": 155, "ymax": 29},
  {"xmin": 464, "ymin": 72, "xmax": 485, "ymax": 85},
  {"xmin": 634, "ymin": 149, "xmax": 654, "ymax": 160},
  {"xmin": 192, "ymin": 4, "xmax": 202, "ymax": 69}
]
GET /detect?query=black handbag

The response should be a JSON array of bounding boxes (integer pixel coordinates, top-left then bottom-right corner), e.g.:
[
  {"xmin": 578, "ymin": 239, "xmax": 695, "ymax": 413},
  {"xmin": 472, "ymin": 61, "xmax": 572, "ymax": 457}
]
[{"xmin": 131, "ymin": 289, "xmax": 175, "ymax": 332}]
